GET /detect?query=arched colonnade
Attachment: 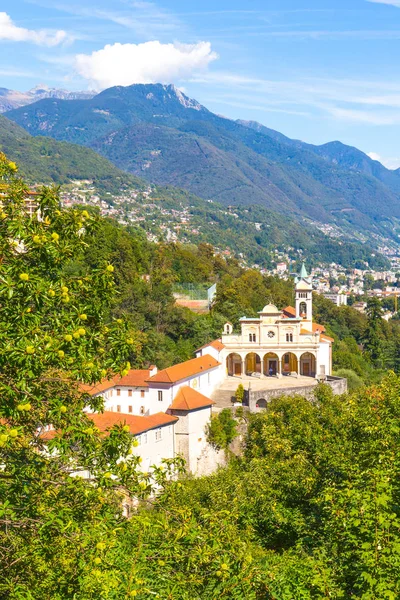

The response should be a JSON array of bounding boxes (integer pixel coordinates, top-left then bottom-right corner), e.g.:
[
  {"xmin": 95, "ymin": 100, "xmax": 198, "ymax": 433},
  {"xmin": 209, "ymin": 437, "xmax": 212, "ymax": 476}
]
[{"xmin": 226, "ymin": 351, "xmax": 316, "ymax": 378}]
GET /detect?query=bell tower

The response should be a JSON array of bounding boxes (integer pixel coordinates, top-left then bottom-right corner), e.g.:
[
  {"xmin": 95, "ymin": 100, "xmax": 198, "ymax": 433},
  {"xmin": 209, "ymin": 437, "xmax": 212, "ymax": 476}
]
[{"xmin": 295, "ymin": 263, "xmax": 313, "ymax": 325}]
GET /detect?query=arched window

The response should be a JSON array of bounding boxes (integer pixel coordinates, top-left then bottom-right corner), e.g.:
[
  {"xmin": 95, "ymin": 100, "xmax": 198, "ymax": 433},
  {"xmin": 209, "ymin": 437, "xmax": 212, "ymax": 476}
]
[
  {"xmin": 299, "ymin": 302, "xmax": 307, "ymax": 317},
  {"xmin": 249, "ymin": 333, "xmax": 256, "ymax": 342},
  {"xmin": 286, "ymin": 333, "xmax": 293, "ymax": 342}
]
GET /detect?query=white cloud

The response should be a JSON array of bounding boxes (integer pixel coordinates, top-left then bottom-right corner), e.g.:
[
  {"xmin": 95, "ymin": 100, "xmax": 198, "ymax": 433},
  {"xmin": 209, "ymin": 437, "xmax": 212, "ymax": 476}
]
[
  {"xmin": 75, "ymin": 40, "xmax": 218, "ymax": 89},
  {"xmin": 367, "ymin": 152, "xmax": 382, "ymax": 161},
  {"xmin": 367, "ymin": 0, "xmax": 400, "ymax": 7},
  {"xmin": 368, "ymin": 152, "xmax": 400, "ymax": 169},
  {"xmin": 0, "ymin": 12, "xmax": 70, "ymax": 46}
]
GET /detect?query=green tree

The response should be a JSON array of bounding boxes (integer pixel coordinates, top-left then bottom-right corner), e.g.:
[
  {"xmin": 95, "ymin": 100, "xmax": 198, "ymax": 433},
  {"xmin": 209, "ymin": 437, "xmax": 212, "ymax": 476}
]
[
  {"xmin": 364, "ymin": 297, "xmax": 384, "ymax": 365},
  {"xmin": 206, "ymin": 408, "xmax": 238, "ymax": 451},
  {"xmin": 235, "ymin": 383, "xmax": 245, "ymax": 404},
  {"xmin": 0, "ymin": 155, "xmax": 169, "ymax": 598}
]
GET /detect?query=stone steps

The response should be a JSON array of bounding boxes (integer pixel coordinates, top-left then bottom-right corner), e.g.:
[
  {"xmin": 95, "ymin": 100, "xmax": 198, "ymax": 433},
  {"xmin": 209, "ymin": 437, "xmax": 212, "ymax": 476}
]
[{"xmin": 211, "ymin": 388, "xmax": 236, "ymax": 409}]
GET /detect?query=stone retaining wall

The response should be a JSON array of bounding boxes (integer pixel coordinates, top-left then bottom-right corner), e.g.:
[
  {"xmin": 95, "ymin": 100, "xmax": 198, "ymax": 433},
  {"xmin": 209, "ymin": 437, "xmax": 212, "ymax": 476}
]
[{"xmin": 248, "ymin": 377, "xmax": 347, "ymax": 412}]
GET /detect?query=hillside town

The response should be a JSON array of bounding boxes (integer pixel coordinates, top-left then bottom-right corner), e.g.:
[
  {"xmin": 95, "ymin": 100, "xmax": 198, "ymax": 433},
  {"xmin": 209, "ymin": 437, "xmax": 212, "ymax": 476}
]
[{"xmin": 61, "ymin": 181, "xmax": 400, "ymax": 320}]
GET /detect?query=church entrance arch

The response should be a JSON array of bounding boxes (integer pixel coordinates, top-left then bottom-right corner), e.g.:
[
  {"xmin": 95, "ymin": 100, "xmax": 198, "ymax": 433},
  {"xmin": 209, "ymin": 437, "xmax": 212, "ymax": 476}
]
[
  {"xmin": 226, "ymin": 353, "xmax": 242, "ymax": 377},
  {"xmin": 263, "ymin": 352, "xmax": 279, "ymax": 376},
  {"xmin": 282, "ymin": 352, "xmax": 298, "ymax": 375},
  {"xmin": 300, "ymin": 352, "xmax": 316, "ymax": 377},
  {"xmin": 245, "ymin": 353, "xmax": 261, "ymax": 375}
]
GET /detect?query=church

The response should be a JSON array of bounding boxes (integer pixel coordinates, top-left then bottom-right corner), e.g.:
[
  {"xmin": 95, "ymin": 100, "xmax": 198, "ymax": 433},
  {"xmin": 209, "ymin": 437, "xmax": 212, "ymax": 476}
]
[{"xmin": 219, "ymin": 264, "xmax": 333, "ymax": 379}]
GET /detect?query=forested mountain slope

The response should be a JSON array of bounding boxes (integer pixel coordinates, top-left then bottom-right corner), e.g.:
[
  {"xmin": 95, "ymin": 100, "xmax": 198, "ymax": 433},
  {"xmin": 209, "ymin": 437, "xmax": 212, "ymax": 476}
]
[{"xmin": 7, "ymin": 83, "xmax": 400, "ymax": 237}]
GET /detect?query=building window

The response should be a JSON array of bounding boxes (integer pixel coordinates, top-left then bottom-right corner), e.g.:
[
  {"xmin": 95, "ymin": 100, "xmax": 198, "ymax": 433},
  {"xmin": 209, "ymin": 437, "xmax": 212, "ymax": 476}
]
[
  {"xmin": 158, "ymin": 391, "xmax": 163, "ymax": 402},
  {"xmin": 155, "ymin": 428, "xmax": 162, "ymax": 441},
  {"xmin": 140, "ymin": 406, "xmax": 145, "ymax": 415},
  {"xmin": 117, "ymin": 405, "xmax": 121, "ymax": 412},
  {"xmin": 140, "ymin": 390, "xmax": 145, "ymax": 398},
  {"xmin": 116, "ymin": 389, "xmax": 121, "ymax": 397},
  {"xmin": 249, "ymin": 333, "xmax": 256, "ymax": 342},
  {"xmin": 298, "ymin": 292, "xmax": 308, "ymax": 299},
  {"xmin": 128, "ymin": 389, "xmax": 132, "ymax": 397},
  {"xmin": 286, "ymin": 333, "xmax": 293, "ymax": 342},
  {"xmin": 128, "ymin": 405, "xmax": 133, "ymax": 413}
]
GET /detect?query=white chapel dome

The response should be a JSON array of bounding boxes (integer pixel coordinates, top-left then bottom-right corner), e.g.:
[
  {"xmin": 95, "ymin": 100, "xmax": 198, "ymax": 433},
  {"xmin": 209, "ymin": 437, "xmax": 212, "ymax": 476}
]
[{"xmin": 261, "ymin": 303, "xmax": 279, "ymax": 313}]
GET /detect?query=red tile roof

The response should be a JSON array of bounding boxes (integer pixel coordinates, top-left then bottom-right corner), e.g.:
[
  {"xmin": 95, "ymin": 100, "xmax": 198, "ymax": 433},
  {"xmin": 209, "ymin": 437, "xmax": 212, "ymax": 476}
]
[
  {"xmin": 80, "ymin": 369, "xmax": 152, "ymax": 396},
  {"xmin": 88, "ymin": 411, "xmax": 178, "ymax": 435},
  {"xmin": 147, "ymin": 354, "xmax": 220, "ymax": 385},
  {"xmin": 312, "ymin": 323, "xmax": 326, "ymax": 334},
  {"xmin": 41, "ymin": 411, "xmax": 178, "ymax": 440},
  {"xmin": 115, "ymin": 369, "xmax": 150, "ymax": 388},
  {"xmin": 169, "ymin": 386, "xmax": 215, "ymax": 411},
  {"xmin": 195, "ymin": 339, "xmax": 225, "ymax": 353},
  {"xmin": 320, "ymin": 333, "xmax": 334, "ymax": 343},
  {"xmin": 282, "ymin": 306, "xmax": 296, "ymax": 318}
]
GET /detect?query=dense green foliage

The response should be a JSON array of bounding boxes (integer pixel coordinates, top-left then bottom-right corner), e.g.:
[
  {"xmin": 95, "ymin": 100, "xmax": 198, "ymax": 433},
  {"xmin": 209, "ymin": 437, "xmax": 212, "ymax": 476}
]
[
  {"xmin": 0, "ymin": 115, "xmax": 142, "ymax": 192},
  {"xmin": 4, "ymin": 155, "xmax": 400, "ymax": 598},
  {"xmin": 206, "ymin": 408, "xmax": 239, "ymax": 451},
  {"xmin": 164, "ymin": 377, "xmax": 400, "ymax": 598},
  {"xmin": 7, "ymin": 82, "xmax": 400, "ymax": 240}
]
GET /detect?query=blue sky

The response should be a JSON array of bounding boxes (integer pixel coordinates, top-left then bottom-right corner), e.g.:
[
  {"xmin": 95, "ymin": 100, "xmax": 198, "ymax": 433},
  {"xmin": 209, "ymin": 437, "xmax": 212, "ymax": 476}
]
[{"xmin": 2, "ymin": 0, "xmax": 400, "ymax": 167}]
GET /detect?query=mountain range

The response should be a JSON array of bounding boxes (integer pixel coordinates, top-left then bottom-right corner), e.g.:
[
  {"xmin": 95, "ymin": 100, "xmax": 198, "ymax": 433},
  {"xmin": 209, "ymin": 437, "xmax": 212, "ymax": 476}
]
[
  {"xmin": 0, "ymin": 85, "xmax": 95, "ymax": 113},
  {"xmin": 5, "ymin": 83, "xmax": 400, "ymax": 243}
]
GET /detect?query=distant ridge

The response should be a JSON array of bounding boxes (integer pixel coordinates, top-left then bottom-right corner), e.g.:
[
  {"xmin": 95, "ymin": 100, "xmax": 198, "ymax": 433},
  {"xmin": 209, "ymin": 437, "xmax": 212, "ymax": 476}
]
[
  {"xmin": 0, "ymin": 85, "xmax": 95, "ymax": 113},
  {"xmin": 6, "ymin": 82, "xmax": 400, "ymax": 240}
]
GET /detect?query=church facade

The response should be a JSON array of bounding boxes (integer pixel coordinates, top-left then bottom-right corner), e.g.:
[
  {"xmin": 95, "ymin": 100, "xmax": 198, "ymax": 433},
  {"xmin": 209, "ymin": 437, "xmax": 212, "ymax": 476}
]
[{"xmin": 220, "ymin": 264, "xmax": 333, "ymax": 379}]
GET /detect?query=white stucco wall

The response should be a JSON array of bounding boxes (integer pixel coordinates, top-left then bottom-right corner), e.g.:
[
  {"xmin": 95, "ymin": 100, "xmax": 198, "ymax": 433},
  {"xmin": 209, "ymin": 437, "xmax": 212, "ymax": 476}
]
[
  {"xmin": 131, "ymin": 424, "xmax": 175, "ymax": 472},
  {"xmin": 103, "ymin": 386, "xmax": 151, "ymax": 416},
  {"xmin": 318, "ymin": 342, "xmax": 331, "ymax": 376}
]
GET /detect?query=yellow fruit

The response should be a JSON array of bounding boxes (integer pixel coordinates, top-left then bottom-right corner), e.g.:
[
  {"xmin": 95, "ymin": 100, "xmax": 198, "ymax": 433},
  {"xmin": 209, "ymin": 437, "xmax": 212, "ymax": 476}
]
[
  {"xmin": 158, "ymin": 560, "xmax": 165, "ymax": 566},
  {"xmin": 64, "ymin": 334, "xmax": 73, "ymax": 342},
  {"xmin": 104, "ymin": 472, "xmax": 112, "ymax": 479},
  {"xmin": 51, "ymin": 233, "xmax": 59, "ymax": 242},
  {"xmin": 33, "ymin": 235, "xmax": 41, "ymax": 244},
  {"xmin": 96, "ymin": 542, "xmax": 106, "ymax": 551},
  {"xmin": 17, "ymin": 404, "xmax": 24, "ymax": 411},
  {"xmin": 25, "ymin": 346, "xmax": 35, "ymax": 355},
  {"xmin": 122, "ymin": 425, "xmax": 130, "ymax": 433},
  {"xmin": 79, "ymin": 313, "xmax": 87, "ymax": 320},
  {"xmin": 85, "ymin": 428, "xmax": 94, "ymax": 435},
  {"xmin": 121, "ymin": 369, "xmax": 129, "ymax": 377},
  {"xmin": 99, "ymin": 347, "xmax": 105, "ymax": 354},
  {"xmin": 106, "ymin": 265, "xmax": 114, "ymax": 272},
  {"xmin": 19, "ymin": 273, "xmax": 29, "ymax": 282},
  {"xmin": 60, "ymin": 406, "xmax": 67, "ymax": 413},
  {"xmin": 61, "ymin": 296, "xmax": 70, "ymax": 304},
  {"xmin": 58, "ymin": 350, "xmax": 65, "ymax": 358},
  {"xmin": 78, "ymin": 328, "xmax": 86, "ymax": 336},
  {"xmin": 100, "ymin": 369, "xmax": 107, "ymax": 378},
  {"xmin": 81, "ymin": 210, "xmax": 89, "ymax": 219},
  {"xmin": 0, "ymin": 434, "xmax": 8, "ymax": 443},
  {"xmin": 93, "ymin": 557, "xmax": 102, "ymax": 565},
  {"xmin": 216, "ymin": 570, "xmax": 222, "ymax": 577},
  {"xmin": 86, "ymin": 362, "xmax": 94, "ymax": 369},
  {"xmin": 8, "ymin": 161, "xmax": 17, "ymax": 172},
  {"xmin": 26, "ymin": 308, "xmax": 32, "ymax": 313},
  {"xmin": 221, "ymin": 563, "xmax": 229, "ymax": 570},
  {"xmin": 132, "ymin": 439, "xmax": 139, "ymax": 448},
  {"xmin": 77, "ymin": 279, "xmax": 83, "ymax": 286},
  {"xmin": 73, "ymin": 332, "xmax": 80, "ymax": 339},
  {"xmin": 61, "ymin": 286, "xmax": 69, "ymax": 293},
  {"xmin": 48, "ymin": 289, "xmax": 55, "ymax": 297},
  {"xmin": 23, "ymin": 403, "xmax": 31, "ymax": 411},
  {"xmin": 9, "ymin": 429, "xmax": 18, "ymax": 438},
  {"xmin": 126, "ymin": 338, "xmax": 134, "ymax": 345},
  {"xmin": 129, "ymin": 592, "xmax": 138, "ymax": 598}
]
